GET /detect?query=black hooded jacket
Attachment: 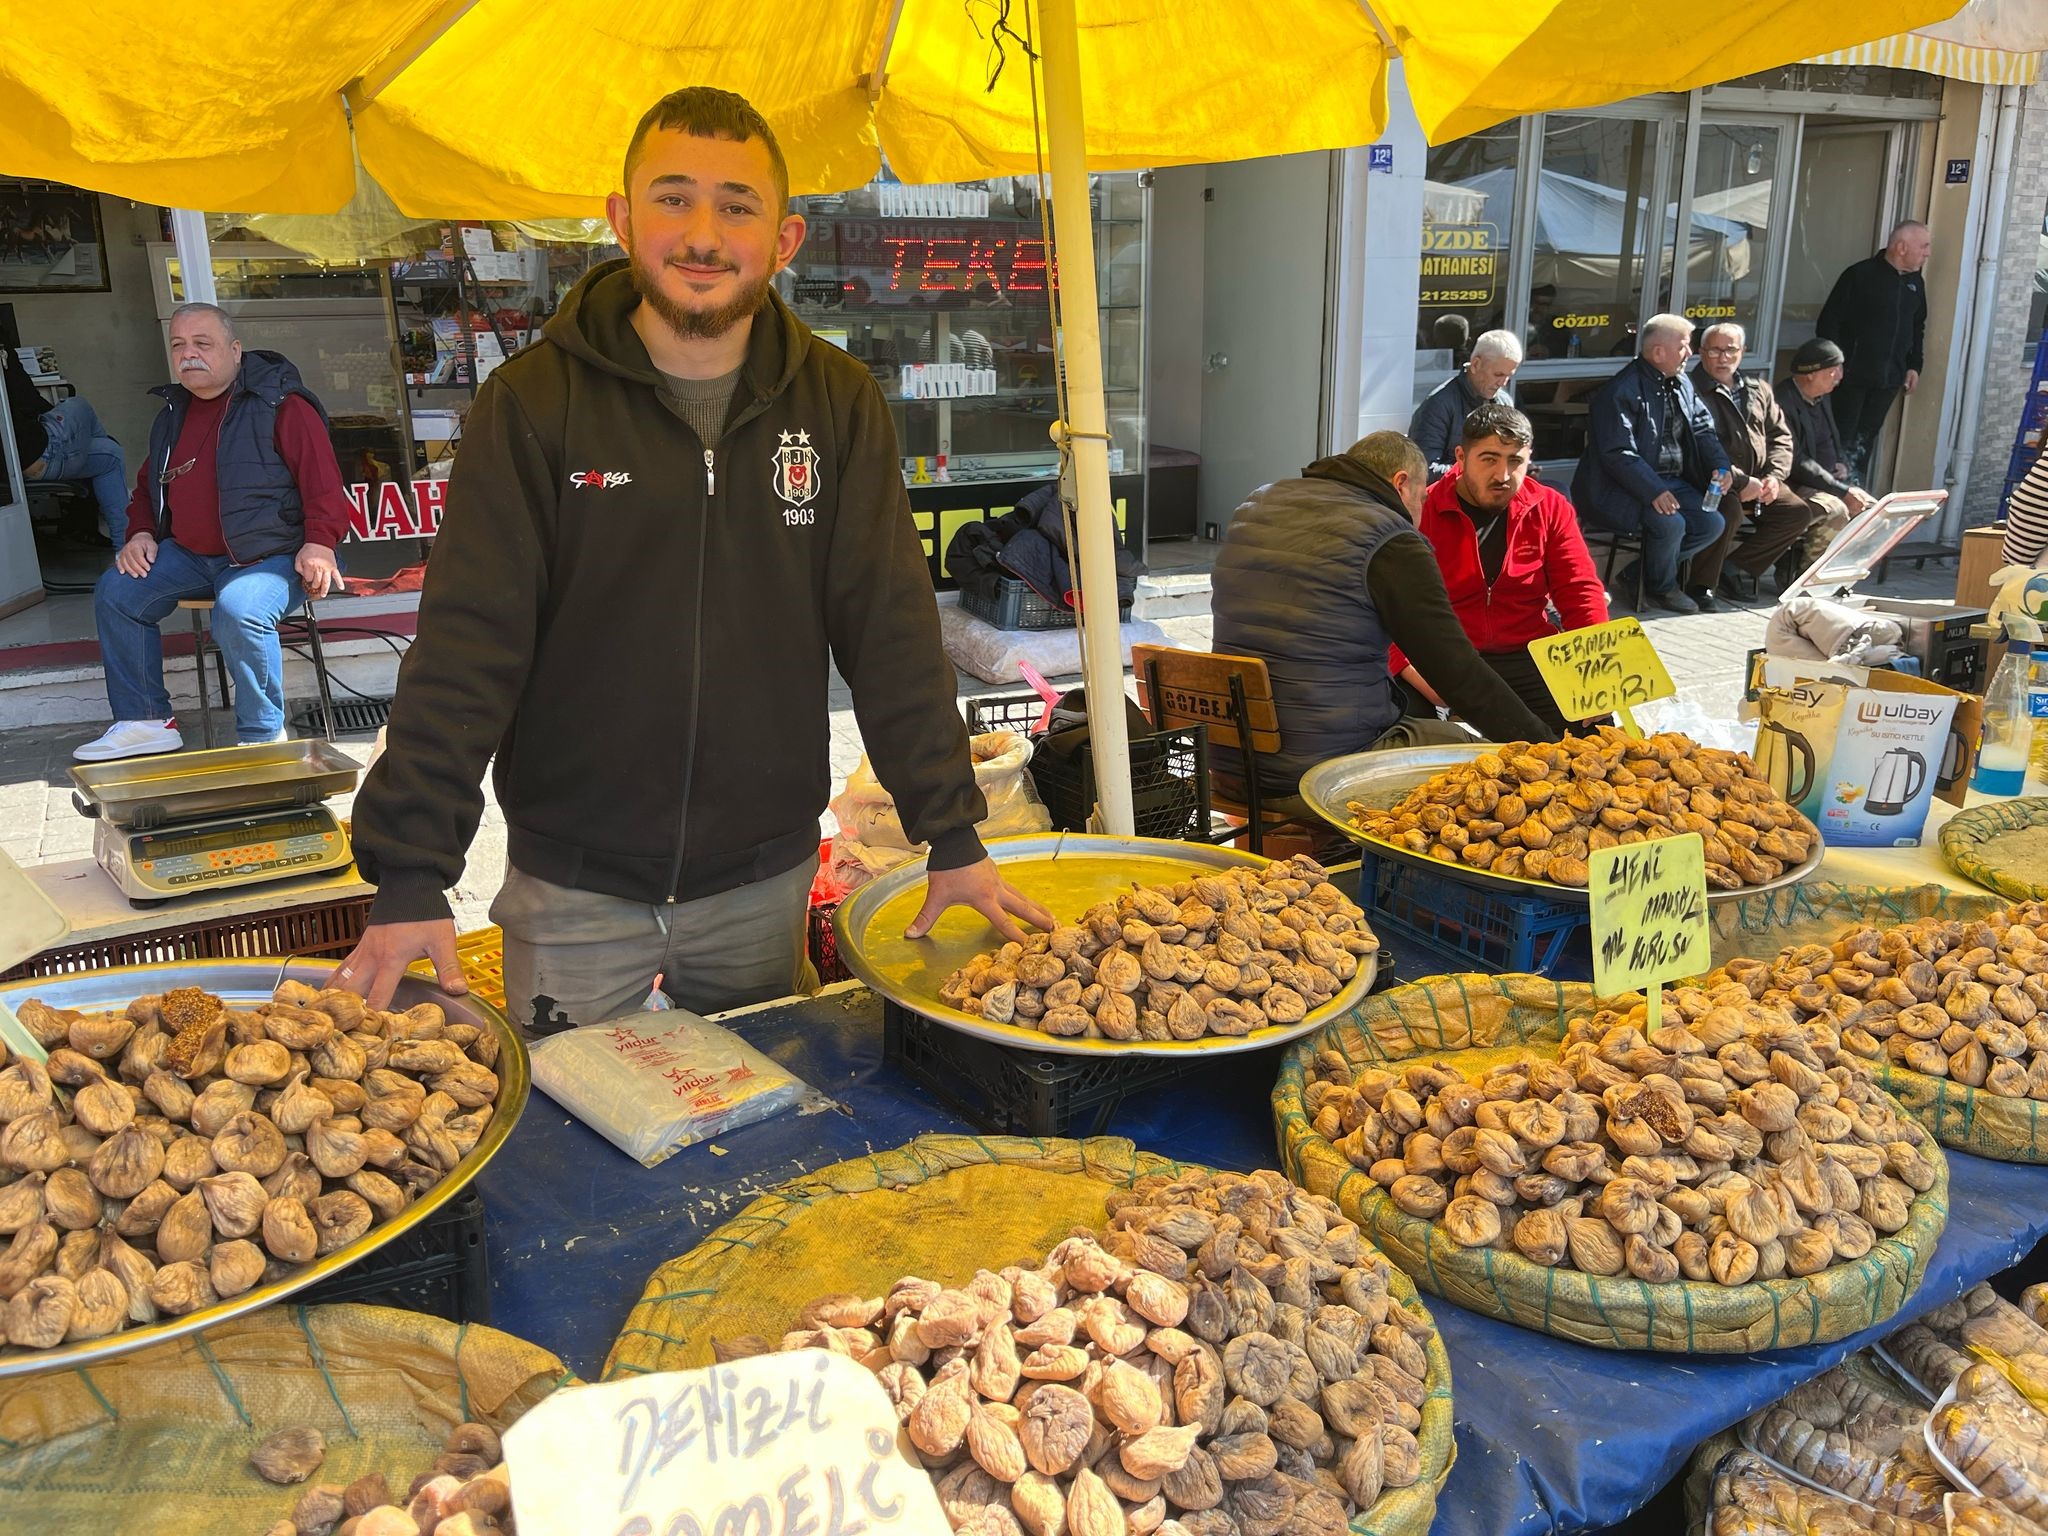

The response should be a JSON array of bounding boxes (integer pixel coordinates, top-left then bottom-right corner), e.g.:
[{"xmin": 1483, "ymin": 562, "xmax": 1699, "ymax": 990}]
[{"xmin": 351, "ymin": 261, "xmax": 986, "ymax": 922}]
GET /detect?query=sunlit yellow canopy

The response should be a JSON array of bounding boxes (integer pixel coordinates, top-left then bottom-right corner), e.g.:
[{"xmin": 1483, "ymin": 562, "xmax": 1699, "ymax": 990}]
[{"xmin": 0, "ymin": 0, "xmax": 1960, "ymax": 219}]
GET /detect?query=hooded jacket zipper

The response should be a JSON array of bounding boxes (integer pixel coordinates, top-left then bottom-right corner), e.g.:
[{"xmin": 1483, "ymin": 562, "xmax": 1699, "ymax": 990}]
[{"xmin": 661, "ymin": 395, "xmax": 771, "ymax": 910}]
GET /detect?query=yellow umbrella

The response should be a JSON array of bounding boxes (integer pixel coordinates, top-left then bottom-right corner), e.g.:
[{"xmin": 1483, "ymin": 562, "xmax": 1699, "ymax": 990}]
[{"xmin": 0, "ymin": 0, "xmax": 1959, "ymax": 831}]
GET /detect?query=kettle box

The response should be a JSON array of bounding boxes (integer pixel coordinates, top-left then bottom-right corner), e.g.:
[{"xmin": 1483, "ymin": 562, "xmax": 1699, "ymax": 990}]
[{"xmin": 1747, "ymin": 657, "xmax": 1982, "ymax": 847}]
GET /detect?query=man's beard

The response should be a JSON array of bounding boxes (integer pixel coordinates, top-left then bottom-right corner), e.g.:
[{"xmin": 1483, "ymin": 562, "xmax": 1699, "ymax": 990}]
[{"xmin": 630, "ymin": 248, "xmax": 773, "ymax": 341}]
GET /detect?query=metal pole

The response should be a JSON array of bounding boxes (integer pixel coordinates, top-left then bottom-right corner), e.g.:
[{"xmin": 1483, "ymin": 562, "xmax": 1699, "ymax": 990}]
[
  {"xmin": 169, "ymin": 209, "xmax": 217, "ymax": 305},
  {"xmin": 1037, "ymin": 0, "xmax": 1134, "ymax": 835}
]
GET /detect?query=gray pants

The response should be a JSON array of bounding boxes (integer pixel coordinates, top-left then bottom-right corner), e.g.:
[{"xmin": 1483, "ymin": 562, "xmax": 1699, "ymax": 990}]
[{"xmin": 492, "ymin": 856, "xmax": 818, "ymax": 1036}]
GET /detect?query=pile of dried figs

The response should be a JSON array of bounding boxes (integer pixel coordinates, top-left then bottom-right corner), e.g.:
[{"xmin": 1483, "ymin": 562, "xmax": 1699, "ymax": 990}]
[
  {"xmin": 939, "ymin": 856, "xmax": 1378, "ymax": 1042},
  {"xmin": 718, "ymin": 1167, "xmax": 1436, "ymax": 1536},
  {"xmin": 0, "ymin": 980, "xmax": 500, "ymax": 1351}
]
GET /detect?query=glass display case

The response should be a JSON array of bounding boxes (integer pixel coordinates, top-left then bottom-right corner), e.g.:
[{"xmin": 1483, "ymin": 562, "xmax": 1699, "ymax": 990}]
[{"xmin": 783, "ymin": 170, "xmax": 1149, "ymax": 578}]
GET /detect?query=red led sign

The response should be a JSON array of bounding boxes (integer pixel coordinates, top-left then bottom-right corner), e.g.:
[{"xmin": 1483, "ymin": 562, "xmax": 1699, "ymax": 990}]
[{"xmin": 880, "ymin": 236, "xmax": 1056, "ymax": 296}]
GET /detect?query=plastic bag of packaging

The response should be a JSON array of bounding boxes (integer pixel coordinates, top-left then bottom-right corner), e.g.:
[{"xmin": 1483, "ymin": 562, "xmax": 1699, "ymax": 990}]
[
  {"xmin": 1741, "ymin": 1395, "xmax": 1948, "ymax": 1523},
  {"xmin": 820, "ymin": 729, "xmax": 1052, "ymax": 899},
  {"xmin": 1957, "ymin": 1290, "xmax": 2048, "ymax": 1411},
  {"xmin": 527, "ymin": 1009, "xmax": 831, "ymax": 1168},
  {"xmin": 1702, "ymin": 1447, "xmax": 1943, "ymax": 1536},
  {"xmin": 1629, "ymin": 697, "xmax": 1758, "ymax": 754},
  {"xmin": 2020, "ymin": 1285, "xmax": 2048, "ymax": 1332},
  {"xmin": 1881, "ymin": 1318, "xmax": 1977, "ymax": 1401},
  {"xmin": 1924, "ymin": 1365, "xmax": 2048, "ymax": 1526}
]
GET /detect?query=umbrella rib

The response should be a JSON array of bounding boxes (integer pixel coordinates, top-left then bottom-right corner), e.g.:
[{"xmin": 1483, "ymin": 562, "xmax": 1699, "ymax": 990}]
[
  {"xmin": 864, "ymin": 0, "xmax": 912, "ymax": 99},
  {"xmin": 1351, "ymin": 0, "xmax": 1397, "ymax": 50},
  {"xmin": 348, "ymin": 0, "xmax": 489, "ymax": 109}
]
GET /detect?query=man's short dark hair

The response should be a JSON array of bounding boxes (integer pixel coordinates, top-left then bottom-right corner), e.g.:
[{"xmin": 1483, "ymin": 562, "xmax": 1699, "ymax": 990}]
[
  {"xmin": 622, "ymin": 88, "xmax": 790, "ymax": 211},
  {"xmin": 1345, "ymin": 430, "xmax": 1426, "ymax": 484},
  {"xmin": 1462, "ymin": 402, "xmax": 1533, "ymax": 449}
]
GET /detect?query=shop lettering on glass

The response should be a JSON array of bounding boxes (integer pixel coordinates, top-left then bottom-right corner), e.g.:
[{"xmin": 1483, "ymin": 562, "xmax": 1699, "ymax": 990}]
[
  {"xmin": 502, "ymin": 1352, "xmax": 949, "ymax": 1536},
  {"xmin": 343, "ymin": 478, "xmax": 448, "ymax": 542},
  {"xmin": 1419, "ymin": 222, "xmax": 1499, "ymax": 308},
  {"xmin": 1528, "ymin": 618, "xmax": 1676, "ymax": 725}
]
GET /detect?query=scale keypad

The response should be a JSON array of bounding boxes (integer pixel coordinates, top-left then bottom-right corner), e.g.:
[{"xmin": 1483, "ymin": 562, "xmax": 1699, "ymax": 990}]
[{"xmin": 141, "ymin": 831, "xmax": 339, "ymax": 887}]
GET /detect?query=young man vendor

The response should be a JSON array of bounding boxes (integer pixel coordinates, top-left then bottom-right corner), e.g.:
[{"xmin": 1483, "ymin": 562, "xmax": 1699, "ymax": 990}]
[{"xmin": 333, "ymin": 89, "xmax": 1051, "ymax": 1031}]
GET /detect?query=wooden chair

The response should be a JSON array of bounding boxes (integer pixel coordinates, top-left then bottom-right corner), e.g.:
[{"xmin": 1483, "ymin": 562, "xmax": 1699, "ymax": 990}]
[{"xmin": 1130, "ymin": 644, "xmax": 1314, "ymax": 854}]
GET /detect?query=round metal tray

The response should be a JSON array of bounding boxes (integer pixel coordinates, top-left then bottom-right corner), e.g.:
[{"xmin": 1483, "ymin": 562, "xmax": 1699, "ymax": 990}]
[
  {"xmin": 0, "ymin": 959, "xmax": 527, "ymax": 1380},
  {"xmin": 1299, "ymin": 745, "xmax": 1825, "ymax": 904},
  {"xmin": 832, "ymin": 833, "xmax": 1378, "ymax": 1057}
]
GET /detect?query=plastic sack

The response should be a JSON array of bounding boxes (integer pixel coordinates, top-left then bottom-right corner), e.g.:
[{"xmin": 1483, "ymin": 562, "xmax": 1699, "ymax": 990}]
[
  {"xmin": 1699, "ymin": 1446, "xmax": 1942, "ymax": 1536},
  {"xmin": 822, "ymin": 729, "xmax": 1052, "ymax": 898},
  {"xmin": 527, "ymin": 1009, "xmax": 829, "ymax": 1168},
  {"xmin": 1924, "ymin": 1365, "xmax": 2048, "ymax": 1525},
  {"xmin": 1947, "ymin": 1490, "xmax": 2048, "ymax": 1536},
  {"xmin": 1735, "ymin": 1354, "xmax": 1948, "ymax": 1525},
  {"xmin": 937, "ymin": 599, "xmax": 1170, "ymax": 685},
  {"xmin": 1630, "ymin": 696, "xmax": 1759, "ymax": 754}
]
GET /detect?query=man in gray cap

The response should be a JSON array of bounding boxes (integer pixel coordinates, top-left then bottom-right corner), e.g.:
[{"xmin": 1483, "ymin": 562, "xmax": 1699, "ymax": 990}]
[{"xmin": 1774, "ymin": 338, "xmax": 1874, "ymax": 584}]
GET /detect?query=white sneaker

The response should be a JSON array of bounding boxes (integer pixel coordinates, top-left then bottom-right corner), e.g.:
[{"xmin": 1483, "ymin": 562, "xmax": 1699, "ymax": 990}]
[{"xmin": 73, "ymin": 719, "xmax": 184, "ymax": 762}]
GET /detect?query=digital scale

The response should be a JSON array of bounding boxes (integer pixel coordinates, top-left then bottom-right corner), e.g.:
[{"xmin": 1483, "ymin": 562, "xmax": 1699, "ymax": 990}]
[{"xmin": 70, "ymin": 740, "xmax": 360, "ymax": 904}]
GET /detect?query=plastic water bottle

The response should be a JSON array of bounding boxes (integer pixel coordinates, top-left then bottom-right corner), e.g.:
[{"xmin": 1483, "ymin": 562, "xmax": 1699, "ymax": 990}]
[
  {"xmin": 1701, "ymin": 468, "xmax": 1731, "ymax": 517},
  {"xmin": 1974, "ymin": 640, "xmax": 2035, "ymax": 796}
]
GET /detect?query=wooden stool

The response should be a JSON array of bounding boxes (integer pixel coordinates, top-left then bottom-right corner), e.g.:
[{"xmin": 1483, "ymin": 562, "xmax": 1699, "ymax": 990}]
[{"xmin": 177, "ymin": 596, "xmax": 337, "ymax": 748}]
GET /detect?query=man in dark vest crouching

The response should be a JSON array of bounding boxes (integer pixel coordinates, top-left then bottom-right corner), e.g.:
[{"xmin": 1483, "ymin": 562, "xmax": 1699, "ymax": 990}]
[
  {"xmin": 79, "ymin": 302, "xmax": 349, "ymax": 761},
  {"xmin": 1210, "ymin": 430, "xmax": 1551, "ymax": 805}
]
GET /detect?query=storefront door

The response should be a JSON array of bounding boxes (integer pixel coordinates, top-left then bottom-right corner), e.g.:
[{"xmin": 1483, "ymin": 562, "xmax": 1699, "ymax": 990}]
[
  {"xmin": 1678, "ymin": 115, "xmax": 1796, "ymax": 349},
  {"xmin": 1774, "ymin": 123, "xmax": 1898, "ymax": 379}
]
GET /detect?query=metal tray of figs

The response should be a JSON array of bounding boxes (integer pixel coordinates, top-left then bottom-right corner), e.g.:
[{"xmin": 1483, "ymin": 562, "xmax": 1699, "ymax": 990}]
[
  {"xmin": 0, "ymin": 959, "xmax": 527, "ymax": 1379},
  {"xmin": 1300, "ymin": 743, "xmax": 1825, "ymax": 903},
  {"xmin": 833, "ymin": 833, "xmax": 1378, "ymax": 1058}
]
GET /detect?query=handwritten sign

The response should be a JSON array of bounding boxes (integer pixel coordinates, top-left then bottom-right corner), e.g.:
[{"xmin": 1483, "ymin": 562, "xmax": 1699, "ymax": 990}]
[
  {"xmin": 503, "ymin": 1351, "xmax": 950, "ymax": 1536},
  {"xmin": 1589, "ymin": 834, "xmax": 1709, "ymax": 1027},
  {"xmin": 1528, "ymin": 619, "xmax": 1675, "ymax": 737}
]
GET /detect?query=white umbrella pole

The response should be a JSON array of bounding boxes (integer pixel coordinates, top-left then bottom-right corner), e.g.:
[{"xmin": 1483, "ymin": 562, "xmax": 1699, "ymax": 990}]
[{"xmin": 1037, "ymin": 0, "xmax": 1135, "ymax": 836}]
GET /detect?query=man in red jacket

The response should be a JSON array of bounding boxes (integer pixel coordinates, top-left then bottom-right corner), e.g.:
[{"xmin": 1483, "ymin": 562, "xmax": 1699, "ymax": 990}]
[{"xmin": 1393, "ymin": 403, "xmax": 1609, "ymax": 737}]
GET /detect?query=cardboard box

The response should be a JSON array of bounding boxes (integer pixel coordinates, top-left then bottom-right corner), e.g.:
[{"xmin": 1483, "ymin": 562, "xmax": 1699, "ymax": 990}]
[{"xmin": 1751, "ymin": 657, "xmax": 1981, "ymax": 847}]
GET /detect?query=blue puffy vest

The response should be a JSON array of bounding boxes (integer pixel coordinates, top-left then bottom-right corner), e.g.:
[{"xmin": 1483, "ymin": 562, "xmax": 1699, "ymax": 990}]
[{"xmin": 146, "ymin": 350, "xmax": 328, "ymax": 563}]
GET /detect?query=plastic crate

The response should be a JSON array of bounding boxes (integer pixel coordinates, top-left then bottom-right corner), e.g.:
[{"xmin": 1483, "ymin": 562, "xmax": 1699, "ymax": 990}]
[
  {"xmin": 883, "ymin": 1001, "xmax": 1199, "ymax": 1137},
  {"xmin": 1030, "ymin": 724, "xmax": 1210, "ymax": 840},
  {"xmin": 296, "ymin": 1186, "xmax": 491, "ymax": 1324},
  {"xmin": 960, "ymin": 574, "xmax": 1130, "ymax": 632},
  {"xmin": 1, "ymin": 894, "xmax": 374, "ymax": 981},
  {"xmin": 808, "ymin": 899, "xmax": 852, "ymax": 984},
  {"xmin": 964, "ymin": 691, "xmax": 1048, "ymax": 736},
  {"xmin": 1360, "ymin": 848, "xmax": 1587, "ymax": 977}
]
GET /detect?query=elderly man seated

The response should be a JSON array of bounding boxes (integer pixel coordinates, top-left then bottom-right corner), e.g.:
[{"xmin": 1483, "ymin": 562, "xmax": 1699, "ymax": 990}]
[
  {"xmin": 1409, "ymin": 328, "xmax": 1522, "ymax": 480},
  {"xmin": 1570, "ymin": 314, "xmax": 1731, "ymax": 614},
  {"xmin": 78, "ymin": 303, "xmax": 348, "ymax": 762}
]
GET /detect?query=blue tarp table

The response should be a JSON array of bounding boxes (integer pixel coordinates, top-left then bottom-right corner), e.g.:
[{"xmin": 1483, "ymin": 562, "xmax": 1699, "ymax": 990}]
[{"xmin": 474, "ymin": 984, "xmax": 2048, "ymax": 1536}]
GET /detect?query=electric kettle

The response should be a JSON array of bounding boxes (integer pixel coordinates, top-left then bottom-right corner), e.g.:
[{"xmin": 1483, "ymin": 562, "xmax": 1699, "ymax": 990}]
[
  {"xmin": 1755, "ymin": 720, "xmax": 1816, "ymax": 805},
  {"xmin": 1867, "ymin": 747, "xmax": 1927, "ymax": 816}
]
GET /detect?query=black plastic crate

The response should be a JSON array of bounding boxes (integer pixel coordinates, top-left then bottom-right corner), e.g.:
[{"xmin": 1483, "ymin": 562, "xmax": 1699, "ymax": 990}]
[
  {"xmin": 964, "ymin": 691, "xmax": 1046, "ymax": 736},
  {"xmin": 808, "ymin": 899, "xmax": 852, "ymax": 984},
  {"xmin": 1031, "ymin": 724, "xmax": 1210, "ymax": 840},
  {"xmin": 884, "ymin": 1001, "xmax": 1202, "ymax": 1136},
  {"xmin": 296, "ymin": 1186, "xmax": 491, "ymax": 1324},
  {"xmin": 960, "ymin": 574, "xmax": 1130, "ymax": 632}
]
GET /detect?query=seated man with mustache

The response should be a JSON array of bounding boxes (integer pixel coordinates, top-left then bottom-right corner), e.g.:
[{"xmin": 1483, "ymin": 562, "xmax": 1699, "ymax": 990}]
[
  {"xmin": 1394, "ymin": 403, "xmax": 1610, "ymax": 738},
  {"xmin": 80, "ymin": 301, "xmax": 347, "ymax": 760}
]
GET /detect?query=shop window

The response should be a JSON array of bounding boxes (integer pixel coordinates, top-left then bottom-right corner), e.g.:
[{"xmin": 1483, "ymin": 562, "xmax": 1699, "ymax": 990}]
[
  {"xmin": 1415, "ymin": 129, "xmax": 1516, "ymax": 382},
  {"xmin": 1681, "ymin": 123, "xmax": 1782, "ymax": 345},
  {"xmin": 1523, "ymin": 115, "xmax": 1671, "ymax": 365},
  {"xmin": 1717, "ymin": 64, "xmax": 1942, "ymax": 101}
]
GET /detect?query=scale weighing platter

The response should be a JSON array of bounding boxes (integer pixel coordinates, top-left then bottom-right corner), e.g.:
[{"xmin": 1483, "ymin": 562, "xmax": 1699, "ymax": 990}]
[{"xmin": 94, "ymin": 803, "xmax": 354, "ymax": 901}]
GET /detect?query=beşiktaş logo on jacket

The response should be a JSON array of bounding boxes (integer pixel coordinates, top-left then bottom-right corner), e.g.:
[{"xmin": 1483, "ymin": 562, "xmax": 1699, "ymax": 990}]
[
  {"xmin": 569, "ymin": 470, "xmax": 633, "ymax": 490},
  {"xmin": 774, "ymin": 429, "xmax": 820, "ymax": 507}
]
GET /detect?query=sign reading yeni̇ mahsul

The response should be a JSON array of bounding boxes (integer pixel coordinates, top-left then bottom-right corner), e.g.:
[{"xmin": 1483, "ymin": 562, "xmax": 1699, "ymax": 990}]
[
  {"xmin": 1588, "ymin": 833, "xmax": 1709, "ymax": 1031},
  {"xmin": 502, "ymin": 1351, "xmax": 950, "ymax": 1536},
  {"xmin": 1527, "ymin": 618, "xmax": 1675, "ymax": 738}
]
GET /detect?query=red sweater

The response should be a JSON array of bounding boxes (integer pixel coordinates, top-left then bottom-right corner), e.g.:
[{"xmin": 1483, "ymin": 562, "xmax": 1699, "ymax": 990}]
[
  {"xmin": 1389, "ymin": 473, "xmax": 1609, "ymax": 674},
  {"xmin": 122, "ymin": 393, "xmax": 353, "ymax": 555}
]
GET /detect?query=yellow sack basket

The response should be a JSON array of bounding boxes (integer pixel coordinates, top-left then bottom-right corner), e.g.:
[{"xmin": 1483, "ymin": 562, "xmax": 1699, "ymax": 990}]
[
  {"xmin": 0, "ymin": 1303, "xmax": 572, "ymax": 1534},
  {"xmin": 601, "ymin": 1132, "xmax": 1454, "ymax": 1536},
  {"xmin": 1274, "ymin": 975, "xmax": 1948, "ymax": 1353}
]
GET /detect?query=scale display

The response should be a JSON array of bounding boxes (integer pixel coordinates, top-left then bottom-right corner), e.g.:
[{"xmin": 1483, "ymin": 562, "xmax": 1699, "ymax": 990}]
[{"xmin": 105, "ymin": 807, "xmax": 351, "ymax": 897}]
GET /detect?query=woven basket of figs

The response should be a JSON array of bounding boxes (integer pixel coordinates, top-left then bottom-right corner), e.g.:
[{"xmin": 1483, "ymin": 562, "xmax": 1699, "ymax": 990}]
[
  {"xmin": 1323, "ymin": 727, "xmax": 1821, "ymax": 897},
  {"xmin": 1708, "ymin": 905, "xmax": 2048, "ymax": 1163},
  {"xmin": 0, "ymin": 962, "xmax": 525, "ymax": 1375},
  {"xmin": 1274, "ymin": 973, "xmax": 1945, "ymax": 1352}
]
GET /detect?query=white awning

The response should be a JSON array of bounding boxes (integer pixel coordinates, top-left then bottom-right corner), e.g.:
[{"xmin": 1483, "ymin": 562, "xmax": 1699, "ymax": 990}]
[{"xmin": 1808, "ymin": 0, "xmax": 2048, "ymax": 83}]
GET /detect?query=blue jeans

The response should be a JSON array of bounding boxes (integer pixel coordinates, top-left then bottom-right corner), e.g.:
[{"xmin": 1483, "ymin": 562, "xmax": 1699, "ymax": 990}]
[
  {"xmin": 1611, "ymin": 477, "xmax": 1725, "ymax": 593},
  {"xmin": 94, "ymin": 540, "xmax": 305, "ymax": 741},
  {"xmin": 29, "ymin": 397, "xmax": 127, "ymax": 534}
]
